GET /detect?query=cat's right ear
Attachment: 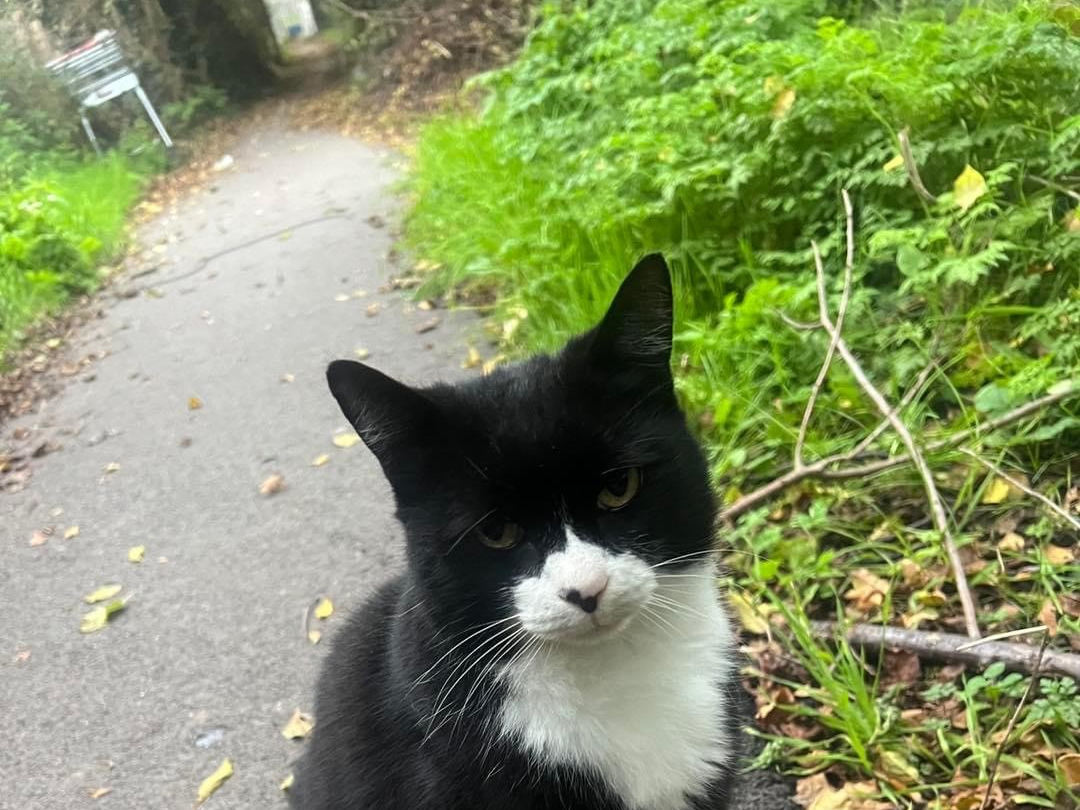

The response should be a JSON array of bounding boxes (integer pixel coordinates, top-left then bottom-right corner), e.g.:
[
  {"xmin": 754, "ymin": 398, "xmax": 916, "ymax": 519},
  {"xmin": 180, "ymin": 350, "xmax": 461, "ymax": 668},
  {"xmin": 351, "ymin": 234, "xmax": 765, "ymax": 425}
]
[{"xmin": 326, "ymin": 360, "xmax": 443, "ymax": 486}]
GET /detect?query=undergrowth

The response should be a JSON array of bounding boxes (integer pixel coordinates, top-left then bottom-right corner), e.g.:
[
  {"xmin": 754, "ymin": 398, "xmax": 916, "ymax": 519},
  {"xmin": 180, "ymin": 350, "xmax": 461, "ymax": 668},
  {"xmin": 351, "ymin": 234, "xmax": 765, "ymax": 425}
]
[{"xmin": 404, "ymin": 0, "xmax": 1080, "ymax": 806}]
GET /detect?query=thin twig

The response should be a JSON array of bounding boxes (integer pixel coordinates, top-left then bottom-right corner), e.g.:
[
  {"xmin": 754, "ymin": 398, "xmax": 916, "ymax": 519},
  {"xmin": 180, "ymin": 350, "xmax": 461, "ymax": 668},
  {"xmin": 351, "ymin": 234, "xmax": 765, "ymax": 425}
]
[
  {"xmin": 719, "ymin": 383, "xmax": 1078, "ymax": 521},
  {"xmin": 1028, "ymin": 174, "xmax": 1080, "ymax": 203},
  {"xmin": 899, "ymin": 127, "xmax": 938, "ymax": 204},
  {"xmin": 978, "ymin": 633, "xmax": 1051, "ymax": 810},
  {"xmin": 810, "ymin": 621, "xmax": 1079, "ymax": 679},
  {"xmin": 774, "ymin": 309, "xmax": 819, "ymax": 332},
  {"xmin": 813, "ymin": 191, "xmax": 980, "ymax": 639},
  {"xmin": 960, "ymin": 449, "xmax": 1080, "ymax": 532},
  {"xmin": 794, "ymin": 234, "xmax": 853, "ymax": 468},
  {"xmin": 957, "ymin": 624, "xmax": 1048, "ymax": 652},
  {"xmin": 848, "ymin": 360, "xmax": 937, "ymax": 458}
]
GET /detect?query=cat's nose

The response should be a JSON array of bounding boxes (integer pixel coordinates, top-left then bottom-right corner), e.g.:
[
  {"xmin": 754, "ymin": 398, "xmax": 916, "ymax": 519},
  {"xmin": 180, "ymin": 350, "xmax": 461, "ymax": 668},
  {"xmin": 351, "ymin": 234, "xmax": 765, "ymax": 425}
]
[{"xmin": 561, "ymin": 572, "xmax": 608, "ymax": 614}]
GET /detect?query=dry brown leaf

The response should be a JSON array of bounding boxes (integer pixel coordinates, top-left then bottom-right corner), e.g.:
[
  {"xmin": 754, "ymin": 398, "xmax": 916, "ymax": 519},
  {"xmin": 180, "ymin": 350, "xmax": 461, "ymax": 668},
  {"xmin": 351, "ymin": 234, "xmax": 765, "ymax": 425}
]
[
  {"xmin": 366, "ymin": 302, "xmax": 382, "ymax": 317},
  {"xmin": 997, "ymin": 531, "xmax": 1025, "ymax": 552},
  {"xmin": 282, "ymin": 709, "xmax": 315, "ymax": 740},
  {"xmin": 188, "ymin": 397, "xmax": 204, "ymax": 410},
  {"xmin": 332, "ymin": 434, "xmax": 360, "ymax": 449},
  {"xmin": 1045, "ymin": 545, "xmax": 1075, "ymax": 566},
  {"xmin": 844, "ymin": 569, "xmax": 890, "ymax": 613},
  {"xmin": 881, "ymin": 650, "xmax": 921, "ymax": 687},
  {"xmin": 196, "ymin": 758, "xmax": 233, "ymax": 805},
  {"xmin": 794, "ymin": 773, "xmax": 829, "ymax": 807},
  {"xmin": 1059, "ymin": 753, "xmax": 1080, "ymax": 787},
  {"xmin": 128, "ymin": 545, "xmax": 145, "ymax": 563},
  {"xmin": 260, "ymin": 474, "xmax": 286, "ymax": 495},
  {"xmin": 897, "ymin": 559, "xmax": 926, "ymax": 589},
  {"xmin": 1039, "ymin": 600, "xmax": 1059, "ymax": 637}
]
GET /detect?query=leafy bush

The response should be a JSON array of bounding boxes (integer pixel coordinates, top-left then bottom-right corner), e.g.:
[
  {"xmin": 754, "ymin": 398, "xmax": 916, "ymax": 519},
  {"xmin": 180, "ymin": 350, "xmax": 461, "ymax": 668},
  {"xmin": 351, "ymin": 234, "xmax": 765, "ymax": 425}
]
[{"xmin": 405, "ymin": 0, "xmax": 1080, "ymax": 803}]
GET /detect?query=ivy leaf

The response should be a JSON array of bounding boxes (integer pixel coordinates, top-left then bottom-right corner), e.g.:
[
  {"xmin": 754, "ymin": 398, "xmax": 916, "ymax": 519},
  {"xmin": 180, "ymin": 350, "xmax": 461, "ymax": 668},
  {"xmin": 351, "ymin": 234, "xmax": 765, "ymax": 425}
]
[{"xmin": 953, "ymin": 164, "xmax": 987, "ymax": 212}]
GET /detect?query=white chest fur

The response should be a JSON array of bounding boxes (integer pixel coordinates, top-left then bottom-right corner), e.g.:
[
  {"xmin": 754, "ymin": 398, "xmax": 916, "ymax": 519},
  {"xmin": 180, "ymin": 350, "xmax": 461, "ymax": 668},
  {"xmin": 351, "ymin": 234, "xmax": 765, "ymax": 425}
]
[{"xmin": 498, "ymin": 564, "xmax": 737, "ymax": 810}]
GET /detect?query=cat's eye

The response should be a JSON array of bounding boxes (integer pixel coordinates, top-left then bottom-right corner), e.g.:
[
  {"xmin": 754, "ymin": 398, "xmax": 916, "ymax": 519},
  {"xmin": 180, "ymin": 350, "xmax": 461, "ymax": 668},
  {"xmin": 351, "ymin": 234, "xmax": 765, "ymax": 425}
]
[
  {"xmin": 478, "ymin": 516, "xmax": 524, "ymax": 550},
  {"xmin": 597, "ymin": 467, "xmax": 642, "ymax": 511}
]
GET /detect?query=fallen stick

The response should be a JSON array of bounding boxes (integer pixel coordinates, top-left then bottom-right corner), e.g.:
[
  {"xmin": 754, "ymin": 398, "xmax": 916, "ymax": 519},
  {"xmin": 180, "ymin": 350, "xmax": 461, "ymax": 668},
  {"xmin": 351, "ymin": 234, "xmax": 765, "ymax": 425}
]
[{"xmin": 810, "ymin": 621, "xmax": 1080, "ymax": 680}]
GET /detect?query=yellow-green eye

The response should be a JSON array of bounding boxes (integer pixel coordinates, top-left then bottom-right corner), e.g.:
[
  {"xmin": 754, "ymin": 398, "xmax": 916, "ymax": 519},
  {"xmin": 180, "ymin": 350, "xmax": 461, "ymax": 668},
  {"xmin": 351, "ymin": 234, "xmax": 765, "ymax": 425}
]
[
  {"xmin": 598, "ymin": 467, "xmax": 642, "ymax": 511},
  {"xmin": 479, "ymin": 517, "xmax": 523, "ymax": 550}
]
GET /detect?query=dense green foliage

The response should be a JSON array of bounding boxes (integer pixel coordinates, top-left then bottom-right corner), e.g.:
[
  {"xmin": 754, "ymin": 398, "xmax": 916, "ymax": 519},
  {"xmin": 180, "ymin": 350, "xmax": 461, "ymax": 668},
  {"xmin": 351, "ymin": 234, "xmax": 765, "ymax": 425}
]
[{"xmin": 406, "ymin": 0, "xmax": 1080, "ymax": 803}]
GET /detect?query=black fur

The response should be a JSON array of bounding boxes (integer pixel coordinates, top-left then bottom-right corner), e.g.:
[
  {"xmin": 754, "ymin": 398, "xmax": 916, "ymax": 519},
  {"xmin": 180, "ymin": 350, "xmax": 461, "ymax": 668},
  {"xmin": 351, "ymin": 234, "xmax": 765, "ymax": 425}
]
[{"xmin": 291, "ymin": 255, "xmax": 738, "ymax": 809}]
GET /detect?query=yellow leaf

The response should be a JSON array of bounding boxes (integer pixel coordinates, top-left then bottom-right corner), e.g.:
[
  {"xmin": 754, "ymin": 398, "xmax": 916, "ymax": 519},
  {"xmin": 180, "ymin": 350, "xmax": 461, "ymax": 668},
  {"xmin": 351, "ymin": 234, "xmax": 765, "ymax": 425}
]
[
  {"xmin": 771, "ymin": 87, "xmax": 796, "ymax": 120},
  {"xmin": 188, "ymin": 397, "xmax": 204, "ymax": 410},
  {"xmin": 502, "ymin": 317, "xmax": 522, "ymax": 342},
  {"xmin": 981, "ymin": 477, "xmax": 1011, "ymax": 504},
  {"xmin": 482, "ymin": 354, "xmax": 508, "ymax": 376},
  {"xmin": 332, "ymin": 433, "xmax": 360, "ymax": 449},
  {"xmin": 351, "ymin": 289, "xmax": 367, "ymax": 298},
  {"xmin": 953, "ymin": 164, "xmax": 988, "ymax": 212},
  {"xmin": 128, "ymin": 545, "xmax": 145, "ymax": 563},
  {"xmin": 333, "ymin": 293, "xmax": 350, "ymax": 302},
  {"xmin": 311, "ymin": 454, "xmax": 330, "ymax": 467},
  {"xmin": 1045, "ymin": 545, "xmax": 1075, "ymax": 566},
  {"xmin": 280, "ymin": 774, "xmax": 295, "ymax": 792},
  {"xmin": 883, "ymin": 154, "xmax": 904, "ymax": 173},
  {"xmin": 728, "ymin": 592, "xmax": 769, "ymax": 634},
  {"xmin": 282, "ymin": 709, "xmax": 315, "ymax": 740},
  {"xmin": 104, "ymin": 462, "xmax": 120, "ymax": 474},
  {"xmin": 315, "ymin": 597, "xmax": 334, "ymax": 619},
  {"xmin": 462, "ymin": 347, "xmax": 482, "ymax": 370},
  {"xmin": 281, "ymin": 373, "xmax": 295, "ymax": 383},
  {"xmin": 80, "ymin": 598, "xmax": 126, "ymax": 633},
  {"xmin": 88, "ymin": 786, "xmax": 112, "ymax": 799},
  {"xmin": 196, "ymin": 758, "xmax": 233, "ymax": 805},
  {"xmin": 84, "ymin": 584, "xmax": 122, "ymax": 604},
  {"xmin": 64, "ymin": 525, "xmax": 80, "ymax": 540},
  {"xmin": 259, "ymin": 474, "xmax": 286, "ymax": 495},
  {"xmin": 353, "ymin": 348, "xmax": 370, "ymax": 360},
  {"xmin": 307, "ymin": 629, "xmax": 322, "ymax": 645}
]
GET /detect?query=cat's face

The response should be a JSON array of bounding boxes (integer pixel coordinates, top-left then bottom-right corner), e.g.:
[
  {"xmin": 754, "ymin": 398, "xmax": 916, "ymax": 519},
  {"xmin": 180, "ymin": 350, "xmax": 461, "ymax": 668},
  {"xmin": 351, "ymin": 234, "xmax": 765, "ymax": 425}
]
[{"xmin": 327, "ymin": 255, "xmax": 716, "ymax": 645}]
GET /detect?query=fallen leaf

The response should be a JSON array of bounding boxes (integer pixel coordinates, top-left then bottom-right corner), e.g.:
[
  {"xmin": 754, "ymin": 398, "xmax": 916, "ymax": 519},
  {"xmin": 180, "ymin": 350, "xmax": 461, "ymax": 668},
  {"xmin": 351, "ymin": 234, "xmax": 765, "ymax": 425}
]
[
  {"xmin": 280, "ymin": 773, "xmax": 295, "ymax": 792},
  {"xmin": 260, "ymin": 474, "xmax": 286, "ymax": 495},
  {"xmin": 462, "ymin": 347, "xmax": 482, "ymax": 370},
  {"xmin": 30, "ymin": 529, "xmax": 49, "ymax": 547},
  {"xmin": 897, "ymin": 558, "xmax": 926, "ymax": 589},
  {"xmin": 104, "ymin": 462, "xmax": 121, "ymax": 474},
  {"xmin": 416, "ymin": 317, "xmax": 440, "ymax": 334},
  {"xmin": 353, "ymin": 348, "xmax": 370, "ymax": 360},
  {"xmin": 997, "ymin": 532, "xmax": 1025, "ymax": 552},
  {"xmin": 366, "ymin": 303, "xmax": 381, "ymax": 317},
  {"xmin": 14, "ymin": 649, "xmax": 31, "ymax": 663},
  {"xmin": 332, "ymin": 434, "xmax": 360, "ymax": 449},
  {"xmin": 311, "ymin": 454, "xmax": 330, "ymax": 467},
  {"xmin": 84, "ymin": 584, "xmax": 123, "ymax": 604},
  {"xmin": 1039, "ymin": 600, "xmax": 1059, "ymax": 637},
  {"xmin": 307, "ymin": 629, "xmax": 322, "ymax": 645},
  {"xmin": 728, "ymin": 592, "xmax": 769, "ymax": 634},
  {"xmin": 502, "ymin": 317, "xmax": 521, "ymax": 342},
  {"xmin": 794, "ymin": 773, "xmax": 829, "ymax": 807},
  {"xmin": 1060, "ymin": 753, "xmax": 1080, "ymax": 787},
  {"xmin": 953, "ymin": 164, "xmax": 988, "ymax": 212},
  {"xmin": 1045, "ymin": 545, "xmax": 1075, "ymax": 566},
  {"xmin": 417, "ymin": 299, "xmax": 434, "ymax": 311},
  {"xmin": 80, "ymin": 598, "xmax": 126, "ymax": 633},
  {"xmin": 334, "ymin": 293, "xmax": 350, "ymax": 302},
  {"xmin": 981, "ymin": 476, "xmax": 1011, "ymax": 504},
  {"xmin": 315, "ymin": 597, "xmax": 334, "ymax": 619},
  {"xmin": 88, "ymin": 787, "xmax": 112, "ymax": 799},
  {"xmin": 45, "ymin": 337, "xmax": 62, "ymax": 349},
  {"xmin": 128, "ymin": 545, "xmax": 146, "ymax": 563},
  {"xmin": 196, "ymin": 758, "xmax": 233, "ymax": 805},
  {"xmin": 188, "ymin": 397, "xmax": 204, "ymax": 410},
  {"xmin": 63, "ymin": 525, "xmax": 80, "ymax": 540},
  {"xmin": 881, "ymin": 650, "xmax": 921, "ymax": 686},
  {"xmin": 844, "ymin": 568, "xmax": 890, "ymax": 613},
  {"xmin": 282, "ymin": 709, "xmax": 315, "ymax": 740},
  {"xmin": 875, "ymin": 748, "xmax": 919, "ymax": 788},
  {"xmin": 351, "ymin": 289, "xmax": 367, "ymax": 298},
  {"xmin": 281, "ymin": 373, "xmax": 295, "ymax": 383},
  {"xmin": 482, "ymin": 354, "xmax": 508, "ymax": 376}
]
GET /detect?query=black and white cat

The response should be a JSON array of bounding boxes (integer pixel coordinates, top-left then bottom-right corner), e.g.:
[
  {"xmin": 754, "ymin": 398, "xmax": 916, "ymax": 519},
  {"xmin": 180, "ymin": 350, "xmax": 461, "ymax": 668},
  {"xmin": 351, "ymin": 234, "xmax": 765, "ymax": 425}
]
[{"xmin": 291, "ymin": 255, "xmax": 741, "ymax": 810}]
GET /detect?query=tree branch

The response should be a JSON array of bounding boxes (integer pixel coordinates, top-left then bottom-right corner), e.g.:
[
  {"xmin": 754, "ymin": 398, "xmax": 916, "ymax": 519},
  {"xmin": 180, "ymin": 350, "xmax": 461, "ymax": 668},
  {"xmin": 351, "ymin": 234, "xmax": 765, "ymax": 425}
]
[
  {"xmin": 899, "ymin": 127, "xmax": 938, "ymax": 205},
  {"xmin": 810, "ymin": 621, "xmax": 1080, "ymax": 680}
]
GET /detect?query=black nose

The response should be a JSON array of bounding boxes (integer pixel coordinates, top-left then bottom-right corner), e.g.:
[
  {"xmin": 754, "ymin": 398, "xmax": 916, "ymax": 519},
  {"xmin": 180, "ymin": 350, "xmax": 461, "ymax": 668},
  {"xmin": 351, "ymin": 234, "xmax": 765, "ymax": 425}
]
[{"xmin": 562, "ymin": 589, "xmax": 598, "ymax": 614}]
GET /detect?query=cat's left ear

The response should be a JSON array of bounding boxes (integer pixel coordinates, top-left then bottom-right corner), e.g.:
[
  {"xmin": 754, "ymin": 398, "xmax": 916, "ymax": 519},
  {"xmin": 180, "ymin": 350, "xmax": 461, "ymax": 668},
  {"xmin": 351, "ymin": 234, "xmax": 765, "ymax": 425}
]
[{"xmin": 590, "ymin": 253, "xmax": 673, "ymax": 374}]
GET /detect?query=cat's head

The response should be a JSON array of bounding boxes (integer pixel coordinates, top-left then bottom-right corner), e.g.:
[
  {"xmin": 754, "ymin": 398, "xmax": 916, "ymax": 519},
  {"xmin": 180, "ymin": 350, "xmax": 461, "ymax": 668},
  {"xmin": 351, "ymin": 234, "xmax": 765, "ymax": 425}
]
[{"xmin": 327, "ymin": 255, "xmax": 716, "ymax": 645}]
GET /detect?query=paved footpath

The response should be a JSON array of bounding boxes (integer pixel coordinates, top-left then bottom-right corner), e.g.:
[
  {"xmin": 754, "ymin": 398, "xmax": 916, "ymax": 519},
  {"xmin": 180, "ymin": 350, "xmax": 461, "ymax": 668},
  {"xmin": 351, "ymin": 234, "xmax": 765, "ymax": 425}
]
[{"xmin": 1, "ymin": 122, "xmax": 795, "ymax": 810}]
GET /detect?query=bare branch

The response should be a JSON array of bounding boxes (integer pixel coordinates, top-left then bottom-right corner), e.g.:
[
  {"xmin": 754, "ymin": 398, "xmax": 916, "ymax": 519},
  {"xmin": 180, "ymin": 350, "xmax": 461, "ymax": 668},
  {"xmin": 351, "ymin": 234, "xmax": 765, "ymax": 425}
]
[
  {"xmin": 848, "ymin": 360, "xmax": 937, "ymax": 459},
  {"xmin": 960, "ymin": 449, "xmax": 1080, "ymax": 532},
  {"xmin": 899, "ymin": 127, "xmax": 938, "ymax": 205},
  {"xmin": 812, "ymin": 190, "xmax": 979, "ymax": 638},
  {"xmin": 810, "ymin": 621, "xmax": 1080, "ymax": 680},
  {"xmin": 1028, "ymin": 174, "xmax": 1080, "ymax": 203},
  {"xmin": 794, "ymin": 235, "xmax": 853, "ymax": 468},
  {"xmin": 979, "ymin": 633, "xmax": 1051, "ymax": 810}
]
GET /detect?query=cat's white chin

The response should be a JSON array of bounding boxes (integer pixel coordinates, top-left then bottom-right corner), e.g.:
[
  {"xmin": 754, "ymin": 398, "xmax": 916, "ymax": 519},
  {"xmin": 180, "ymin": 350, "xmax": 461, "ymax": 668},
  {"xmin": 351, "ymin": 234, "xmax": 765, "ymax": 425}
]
[{"xmin": 526, "ymin": 609, "xmax": 641, "ymax": 645}]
